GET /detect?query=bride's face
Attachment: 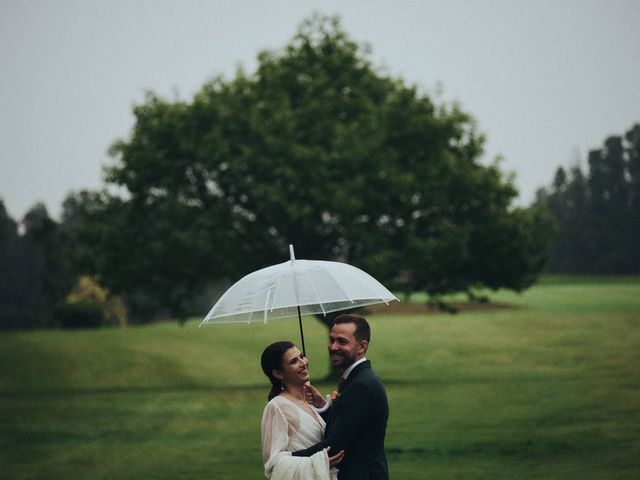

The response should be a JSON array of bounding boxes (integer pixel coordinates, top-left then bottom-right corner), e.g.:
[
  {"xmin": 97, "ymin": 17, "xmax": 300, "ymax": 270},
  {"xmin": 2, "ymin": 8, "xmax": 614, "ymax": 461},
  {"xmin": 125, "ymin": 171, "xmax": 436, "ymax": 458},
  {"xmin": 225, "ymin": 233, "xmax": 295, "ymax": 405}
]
[{"xmin": 276, "ymin": 347, "xmax": 309, "ymax": 386}]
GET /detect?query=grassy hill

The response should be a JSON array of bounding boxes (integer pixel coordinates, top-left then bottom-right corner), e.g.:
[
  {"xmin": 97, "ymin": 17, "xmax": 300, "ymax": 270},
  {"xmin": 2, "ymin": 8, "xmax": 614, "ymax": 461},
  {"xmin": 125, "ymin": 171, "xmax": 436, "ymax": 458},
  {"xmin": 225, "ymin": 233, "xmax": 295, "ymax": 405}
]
[{"xmin": 1, "ymin": 276, "xmax": 639, "ymax": 479}]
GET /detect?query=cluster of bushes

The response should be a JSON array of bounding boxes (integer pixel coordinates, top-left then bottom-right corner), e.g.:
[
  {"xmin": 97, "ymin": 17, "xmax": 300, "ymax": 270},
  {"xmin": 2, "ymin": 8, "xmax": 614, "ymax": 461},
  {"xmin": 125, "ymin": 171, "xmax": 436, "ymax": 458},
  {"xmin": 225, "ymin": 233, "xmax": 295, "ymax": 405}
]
[{"xmin": 52, "ymin": 276, "xmax": 127, "ymax": 329}]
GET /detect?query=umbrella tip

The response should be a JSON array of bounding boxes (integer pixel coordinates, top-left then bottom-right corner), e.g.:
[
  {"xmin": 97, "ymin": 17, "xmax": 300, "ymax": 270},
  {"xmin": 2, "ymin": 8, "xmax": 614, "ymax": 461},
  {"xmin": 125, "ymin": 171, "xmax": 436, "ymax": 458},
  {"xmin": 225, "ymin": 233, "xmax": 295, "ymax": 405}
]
[{"xmin": 289, "ymin": 244, "xmax": 295, "ymax": 262}]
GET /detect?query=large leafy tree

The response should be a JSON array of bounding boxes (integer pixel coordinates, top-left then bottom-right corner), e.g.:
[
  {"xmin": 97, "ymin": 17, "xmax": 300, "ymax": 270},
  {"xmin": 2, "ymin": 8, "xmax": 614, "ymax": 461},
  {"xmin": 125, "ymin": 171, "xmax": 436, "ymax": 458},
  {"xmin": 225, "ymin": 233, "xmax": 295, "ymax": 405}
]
[{"xmin": 93, "ymin": 15, "xmax": 552, "ymax": 321}]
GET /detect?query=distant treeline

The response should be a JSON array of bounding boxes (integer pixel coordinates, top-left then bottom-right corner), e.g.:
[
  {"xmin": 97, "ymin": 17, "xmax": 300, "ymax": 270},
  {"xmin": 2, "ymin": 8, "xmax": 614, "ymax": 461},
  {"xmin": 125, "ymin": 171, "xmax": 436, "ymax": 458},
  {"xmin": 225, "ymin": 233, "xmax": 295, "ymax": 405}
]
[
  {"xmin": 0, "ymin": 203, "xmax": 64, "ymax": 330},
  {"xmin": 0, "ymin": 199, "xmax": 129, "ymax": 330},
  {"xmin": 535, "ymin": 123, "xmax": 640, "ymax": 274}
]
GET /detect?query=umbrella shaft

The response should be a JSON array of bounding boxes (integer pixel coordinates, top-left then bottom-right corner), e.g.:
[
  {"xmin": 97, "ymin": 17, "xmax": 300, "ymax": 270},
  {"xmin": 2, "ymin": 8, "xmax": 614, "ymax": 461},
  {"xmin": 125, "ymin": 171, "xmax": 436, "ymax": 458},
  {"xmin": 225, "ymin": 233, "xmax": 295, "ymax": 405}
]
[{"xmin": 297, "ymin": 306, "xmax": 306, "ymax": 357}]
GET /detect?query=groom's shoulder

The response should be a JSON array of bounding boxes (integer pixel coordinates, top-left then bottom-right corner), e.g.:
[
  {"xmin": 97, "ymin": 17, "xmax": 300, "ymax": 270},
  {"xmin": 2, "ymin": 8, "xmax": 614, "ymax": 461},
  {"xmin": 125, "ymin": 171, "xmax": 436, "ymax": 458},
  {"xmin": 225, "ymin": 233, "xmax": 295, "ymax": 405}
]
[{"xmin": 353, "ymin": 363, "xmax": 385, "ymax": 388}]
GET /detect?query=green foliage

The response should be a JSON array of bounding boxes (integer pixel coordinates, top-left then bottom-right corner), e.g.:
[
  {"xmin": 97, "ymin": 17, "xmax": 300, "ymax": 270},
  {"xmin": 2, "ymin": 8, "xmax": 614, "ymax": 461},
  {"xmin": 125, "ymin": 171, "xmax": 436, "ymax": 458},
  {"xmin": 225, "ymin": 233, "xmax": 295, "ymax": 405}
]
[
  {"xmin": 81, "ymin": 14, "xmax": 551, "ymax": 322},
  {"xmin": 537, "ymin": 123, "xmax": 640, "ymax": 273},
  {"xmin": 1, "ymin": 276, "xmax": 639, "ymax": 479}
]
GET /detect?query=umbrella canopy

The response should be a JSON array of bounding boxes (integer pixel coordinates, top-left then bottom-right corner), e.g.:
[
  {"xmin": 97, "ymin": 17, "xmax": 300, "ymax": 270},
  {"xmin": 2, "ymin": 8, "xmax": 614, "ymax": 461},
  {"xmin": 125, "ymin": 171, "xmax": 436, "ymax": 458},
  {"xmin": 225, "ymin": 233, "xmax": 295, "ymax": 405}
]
[{"xmin": 200, "ymin": 245, "xmax": 398, "ymax": 353}]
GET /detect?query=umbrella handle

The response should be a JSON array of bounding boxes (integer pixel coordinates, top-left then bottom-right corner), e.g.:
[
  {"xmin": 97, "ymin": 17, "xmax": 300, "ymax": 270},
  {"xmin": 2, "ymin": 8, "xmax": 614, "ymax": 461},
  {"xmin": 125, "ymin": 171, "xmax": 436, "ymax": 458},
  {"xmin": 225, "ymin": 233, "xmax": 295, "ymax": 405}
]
[{"xmin": 297, "ymin": 306, "xmax": 306, "ymax": 357}]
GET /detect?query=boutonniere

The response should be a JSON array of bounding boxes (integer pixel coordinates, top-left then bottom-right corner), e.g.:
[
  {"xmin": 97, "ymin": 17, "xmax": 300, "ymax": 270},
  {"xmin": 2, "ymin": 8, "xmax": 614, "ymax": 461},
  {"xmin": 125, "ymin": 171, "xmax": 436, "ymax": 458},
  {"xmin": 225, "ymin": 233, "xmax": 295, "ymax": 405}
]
[{"xmin": 331, "ymin": 390, "xmax": 340, "ymax": 401}]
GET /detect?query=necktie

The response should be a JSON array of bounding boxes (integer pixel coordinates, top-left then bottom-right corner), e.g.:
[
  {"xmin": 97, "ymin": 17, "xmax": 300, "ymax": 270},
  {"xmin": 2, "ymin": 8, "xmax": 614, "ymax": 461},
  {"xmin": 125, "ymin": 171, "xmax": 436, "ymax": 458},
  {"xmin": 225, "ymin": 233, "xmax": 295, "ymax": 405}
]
[{"xmin": 337, "ymin": 376, "xmax": 346, "ymax": 393}]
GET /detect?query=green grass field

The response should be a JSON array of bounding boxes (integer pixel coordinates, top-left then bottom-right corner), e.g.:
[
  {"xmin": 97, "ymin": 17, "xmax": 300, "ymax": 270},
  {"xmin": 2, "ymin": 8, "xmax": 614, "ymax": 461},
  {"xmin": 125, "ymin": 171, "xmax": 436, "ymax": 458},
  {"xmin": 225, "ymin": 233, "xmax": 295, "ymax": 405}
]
[{"xmin": 2, "ymin": 275, "xmax": 639, "ymax": 479}]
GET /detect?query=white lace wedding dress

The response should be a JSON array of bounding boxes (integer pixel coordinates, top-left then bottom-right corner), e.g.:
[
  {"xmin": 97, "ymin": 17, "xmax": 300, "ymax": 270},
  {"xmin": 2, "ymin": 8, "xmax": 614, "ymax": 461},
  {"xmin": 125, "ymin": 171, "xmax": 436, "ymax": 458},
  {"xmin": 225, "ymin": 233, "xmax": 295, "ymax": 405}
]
[{"xmin": 261, "ymin": 395, "xmax": 338, "ymax": 480}]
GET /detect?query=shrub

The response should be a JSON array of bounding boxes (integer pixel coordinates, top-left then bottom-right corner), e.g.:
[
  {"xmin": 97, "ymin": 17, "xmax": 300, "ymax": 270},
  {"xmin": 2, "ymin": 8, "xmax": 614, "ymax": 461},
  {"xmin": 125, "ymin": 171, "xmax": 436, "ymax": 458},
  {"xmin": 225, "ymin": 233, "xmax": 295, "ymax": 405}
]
[{"xmin": 53, "ymin": 276, "xmax": 128, "ymax": 328}]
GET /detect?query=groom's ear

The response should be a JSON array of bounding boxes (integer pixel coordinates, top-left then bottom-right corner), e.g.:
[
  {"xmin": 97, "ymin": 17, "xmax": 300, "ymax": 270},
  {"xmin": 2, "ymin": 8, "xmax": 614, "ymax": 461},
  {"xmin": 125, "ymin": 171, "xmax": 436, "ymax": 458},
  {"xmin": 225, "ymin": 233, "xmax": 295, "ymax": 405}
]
[{"xmin": 358, "ymin": 339, "xmax": 369, "ymax": 355}]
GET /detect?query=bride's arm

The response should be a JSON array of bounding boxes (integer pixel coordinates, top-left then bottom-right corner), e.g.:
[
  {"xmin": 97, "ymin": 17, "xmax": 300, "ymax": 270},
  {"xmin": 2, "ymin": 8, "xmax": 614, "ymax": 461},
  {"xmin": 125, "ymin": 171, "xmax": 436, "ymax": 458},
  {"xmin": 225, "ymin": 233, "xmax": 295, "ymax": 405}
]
[{"xmin": 261, "ymin": 402, "xmax": 292, "ymax": 477}]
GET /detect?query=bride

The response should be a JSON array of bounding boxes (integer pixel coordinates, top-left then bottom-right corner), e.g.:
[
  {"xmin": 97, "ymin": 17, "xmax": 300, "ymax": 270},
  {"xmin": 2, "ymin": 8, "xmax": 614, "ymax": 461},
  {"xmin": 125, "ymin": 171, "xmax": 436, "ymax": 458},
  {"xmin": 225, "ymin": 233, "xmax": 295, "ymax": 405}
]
[{"xmin": 260, "ymin": 341, "xmax": 343, "ymax": 480}]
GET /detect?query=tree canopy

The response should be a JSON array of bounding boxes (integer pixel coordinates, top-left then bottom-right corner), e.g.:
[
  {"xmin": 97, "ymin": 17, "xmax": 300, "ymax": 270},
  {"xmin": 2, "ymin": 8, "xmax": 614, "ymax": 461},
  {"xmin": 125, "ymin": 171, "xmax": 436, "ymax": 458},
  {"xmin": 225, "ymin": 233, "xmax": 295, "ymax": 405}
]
[{"xmin": 65, "ymin": 15, "xmax": 553, "ymax": 321}]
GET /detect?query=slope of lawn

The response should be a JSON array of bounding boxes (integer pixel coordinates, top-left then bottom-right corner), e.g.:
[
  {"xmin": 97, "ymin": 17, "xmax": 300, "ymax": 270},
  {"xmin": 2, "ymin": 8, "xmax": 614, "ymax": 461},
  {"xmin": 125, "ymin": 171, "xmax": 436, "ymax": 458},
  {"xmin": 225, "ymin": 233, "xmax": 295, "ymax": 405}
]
[{"xmin": 1, "ymin": 275, "xmax": 639, "ymax": 479}]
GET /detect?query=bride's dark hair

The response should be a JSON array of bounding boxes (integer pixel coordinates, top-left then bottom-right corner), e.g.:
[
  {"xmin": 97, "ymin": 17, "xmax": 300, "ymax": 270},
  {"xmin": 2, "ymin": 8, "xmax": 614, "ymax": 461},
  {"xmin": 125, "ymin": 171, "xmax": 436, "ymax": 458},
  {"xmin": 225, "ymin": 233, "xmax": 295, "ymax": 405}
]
[{"xmin": 261, "ymin": 341, "xmax": 295, "ymax": 401}]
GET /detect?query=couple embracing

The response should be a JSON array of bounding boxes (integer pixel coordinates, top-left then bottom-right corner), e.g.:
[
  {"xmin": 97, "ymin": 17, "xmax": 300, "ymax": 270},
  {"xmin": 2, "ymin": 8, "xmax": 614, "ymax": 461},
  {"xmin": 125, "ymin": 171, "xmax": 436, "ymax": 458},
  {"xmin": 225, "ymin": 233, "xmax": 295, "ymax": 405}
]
[{"xmin": 260, "ymin": 314, "xmax": 389, "ymax": 480}]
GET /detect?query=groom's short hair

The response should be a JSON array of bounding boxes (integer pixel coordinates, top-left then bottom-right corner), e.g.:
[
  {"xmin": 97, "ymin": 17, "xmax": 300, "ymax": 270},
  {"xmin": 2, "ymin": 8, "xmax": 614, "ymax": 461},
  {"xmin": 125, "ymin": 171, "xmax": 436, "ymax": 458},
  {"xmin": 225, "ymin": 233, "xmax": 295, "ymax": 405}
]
[{"xmin": 333, "ymin": 314, "xmax": 371, "ymax": 344}]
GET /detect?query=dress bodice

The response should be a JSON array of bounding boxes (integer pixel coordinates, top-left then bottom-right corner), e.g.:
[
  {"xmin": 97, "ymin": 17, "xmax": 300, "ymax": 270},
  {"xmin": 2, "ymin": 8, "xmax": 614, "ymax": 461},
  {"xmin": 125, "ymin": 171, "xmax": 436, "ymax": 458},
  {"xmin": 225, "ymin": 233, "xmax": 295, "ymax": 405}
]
[{"xmin": 261, "ymin": 394, "xmax": 336, "ymax": 479}]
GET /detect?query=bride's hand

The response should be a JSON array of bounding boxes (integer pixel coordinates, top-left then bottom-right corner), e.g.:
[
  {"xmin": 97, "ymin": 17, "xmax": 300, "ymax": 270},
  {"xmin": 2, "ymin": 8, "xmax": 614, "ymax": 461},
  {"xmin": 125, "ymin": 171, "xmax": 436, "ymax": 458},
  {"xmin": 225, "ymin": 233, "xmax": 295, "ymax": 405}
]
[
  {"xmin": 304, "ymin": 383, "xmax": 326, "ymax": 408},
  {"xmin": 324, "ymin": 447, "xmax": 345, "ymax": 467}
]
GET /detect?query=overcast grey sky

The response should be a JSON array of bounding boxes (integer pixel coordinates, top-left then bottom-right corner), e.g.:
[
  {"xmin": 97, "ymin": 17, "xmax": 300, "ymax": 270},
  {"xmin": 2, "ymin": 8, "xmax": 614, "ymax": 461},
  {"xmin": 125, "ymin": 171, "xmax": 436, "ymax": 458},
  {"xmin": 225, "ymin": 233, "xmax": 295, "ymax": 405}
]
[{"xmin": 1, "ymin": 0, "xmax": 639, "ymax": 220}]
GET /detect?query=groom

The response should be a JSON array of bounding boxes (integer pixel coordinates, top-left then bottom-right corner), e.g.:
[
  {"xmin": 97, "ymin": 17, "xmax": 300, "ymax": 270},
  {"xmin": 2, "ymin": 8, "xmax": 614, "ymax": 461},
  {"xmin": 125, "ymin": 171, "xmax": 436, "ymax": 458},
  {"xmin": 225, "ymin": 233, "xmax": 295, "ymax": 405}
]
[{"xmin": 293, "ymin": 314, "xmax": 389, "ymax": 480}]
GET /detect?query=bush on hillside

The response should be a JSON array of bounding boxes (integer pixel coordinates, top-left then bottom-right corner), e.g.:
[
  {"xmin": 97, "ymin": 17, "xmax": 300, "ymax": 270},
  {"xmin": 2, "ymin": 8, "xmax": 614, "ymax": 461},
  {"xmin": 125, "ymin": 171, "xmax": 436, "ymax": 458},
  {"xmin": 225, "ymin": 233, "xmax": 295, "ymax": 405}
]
[{"xmin": 53, "ymin": 276, "xmax": 128, "ymax": 328}]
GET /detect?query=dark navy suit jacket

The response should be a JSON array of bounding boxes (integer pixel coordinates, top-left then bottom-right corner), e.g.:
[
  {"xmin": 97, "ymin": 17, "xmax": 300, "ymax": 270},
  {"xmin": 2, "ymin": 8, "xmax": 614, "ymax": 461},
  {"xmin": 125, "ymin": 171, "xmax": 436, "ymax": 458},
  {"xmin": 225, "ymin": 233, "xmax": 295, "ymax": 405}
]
[{"xmin": 293, "ymin": 360, "xmax": 389, "ymax": 480}]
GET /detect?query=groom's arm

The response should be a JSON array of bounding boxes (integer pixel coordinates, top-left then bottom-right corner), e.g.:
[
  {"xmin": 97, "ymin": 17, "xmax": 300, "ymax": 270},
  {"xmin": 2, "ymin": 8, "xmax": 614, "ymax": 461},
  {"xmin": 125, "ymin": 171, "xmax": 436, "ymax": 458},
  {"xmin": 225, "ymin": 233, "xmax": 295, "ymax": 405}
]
[
  {"xmin": 291, "ymin": 438, "xmax": 328, "ymax": 457},
  {"xmin": 292, "ymin": 383, "xmax": 372, "ymax": 457}
]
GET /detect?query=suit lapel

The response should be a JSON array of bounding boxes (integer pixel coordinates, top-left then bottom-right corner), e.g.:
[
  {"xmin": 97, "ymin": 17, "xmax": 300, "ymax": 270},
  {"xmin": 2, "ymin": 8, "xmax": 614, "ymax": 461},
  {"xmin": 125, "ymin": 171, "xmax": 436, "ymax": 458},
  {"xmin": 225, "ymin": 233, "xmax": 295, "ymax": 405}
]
[
  {"xmin": 326, "ymin": 360, "xmax": 371, "ymax": 434},
  {"xmin": 341, "ymin": 360, "xmax": 371, "ymax": 392}
]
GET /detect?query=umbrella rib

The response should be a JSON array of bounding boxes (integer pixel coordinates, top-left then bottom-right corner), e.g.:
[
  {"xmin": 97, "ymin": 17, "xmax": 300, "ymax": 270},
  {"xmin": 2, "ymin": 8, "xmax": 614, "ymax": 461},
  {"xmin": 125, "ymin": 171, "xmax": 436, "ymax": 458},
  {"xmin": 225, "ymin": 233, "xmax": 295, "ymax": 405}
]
[
  {"xmin": 336, "ymin": 266, "xmax": 355, "ymax": 303},
  {"xmin": 199, "ymin": 281, "xmax": 235, "ymax": 326},
  {"xmin": 339, "ymin": 264, "xmax": 391, "ymax": 304},
  {"xmin": 324, "ymin": 263, "xmax": 356, "ymax": 304},
  {"xmin": 308, "ymin": 278, "xmax": 327, "ymax": 316},
  {"xmin": 263, "ymin": 288, "xmax": 272, "ymax": 324},
  {"xmin": 270, "ymin": 266, "xmax": 287, "ymax": 313}
]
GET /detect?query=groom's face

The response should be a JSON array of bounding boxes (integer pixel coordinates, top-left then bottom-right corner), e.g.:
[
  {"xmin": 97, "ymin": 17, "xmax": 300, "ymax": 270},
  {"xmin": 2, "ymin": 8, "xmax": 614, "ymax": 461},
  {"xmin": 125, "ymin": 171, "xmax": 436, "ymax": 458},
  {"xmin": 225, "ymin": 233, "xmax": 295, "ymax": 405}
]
[{"xmin": 328, "ymin": 322, "xmax": 366, "ymax": 369}]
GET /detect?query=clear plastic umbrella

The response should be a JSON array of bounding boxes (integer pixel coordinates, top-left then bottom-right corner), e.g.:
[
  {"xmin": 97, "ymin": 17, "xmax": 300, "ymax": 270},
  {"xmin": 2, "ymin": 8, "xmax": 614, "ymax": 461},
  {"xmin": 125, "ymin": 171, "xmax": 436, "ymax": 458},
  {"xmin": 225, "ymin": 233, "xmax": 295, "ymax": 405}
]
[{"xmin": 200, "ymin": 245, "xmax": 398, "ymax": 355}]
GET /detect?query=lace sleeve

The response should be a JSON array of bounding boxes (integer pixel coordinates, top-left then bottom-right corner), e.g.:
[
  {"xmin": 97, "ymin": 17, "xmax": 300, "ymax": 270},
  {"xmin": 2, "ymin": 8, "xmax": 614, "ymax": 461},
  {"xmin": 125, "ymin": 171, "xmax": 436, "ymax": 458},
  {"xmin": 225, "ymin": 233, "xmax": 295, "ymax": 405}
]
[{"xmin": 261, "ymin": 400, "xmax": 292, "ymax": 477}]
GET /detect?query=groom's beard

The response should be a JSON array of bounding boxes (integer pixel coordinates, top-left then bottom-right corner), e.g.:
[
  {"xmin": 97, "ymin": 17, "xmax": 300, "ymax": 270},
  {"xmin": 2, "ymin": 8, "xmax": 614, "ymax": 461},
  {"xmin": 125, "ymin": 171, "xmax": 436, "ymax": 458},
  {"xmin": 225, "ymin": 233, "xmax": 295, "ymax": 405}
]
[{"xmin": 329, "ymin": 350, "xmax": 356, "ymax": 369}]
